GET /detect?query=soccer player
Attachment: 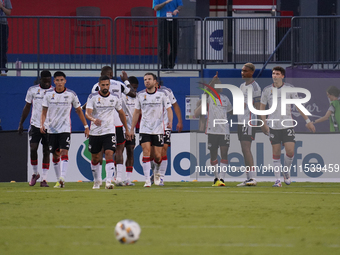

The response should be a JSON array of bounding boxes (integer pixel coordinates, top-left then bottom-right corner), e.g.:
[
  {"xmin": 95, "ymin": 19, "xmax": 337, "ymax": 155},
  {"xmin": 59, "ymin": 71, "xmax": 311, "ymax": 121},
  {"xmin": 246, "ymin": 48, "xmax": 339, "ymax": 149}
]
[
  {"xmin": 18, "ymin": 70, "xmax": 53, "ymax": 187},
  {"xmin": 151, "ymin": 79, "xmax": 183, "ymax": 186},
  {"xmin": 237, "ymin": 63, "xmax": 261, "ymax": 187},
  {"xmin": 85, "ymin": 75, "xmax": 131, "ymax": 189},
  {"xmin": 195, "ymin": 72, "xmax": 233, "ymax": 186},
  {"xmin": 313, "ymin": 86, "xmax": 340, "ymax": 132},
  {"xmin": 121, "ymin": 76, "xmax": 139, "ymax": 185},
  {"xmin": 89, "ymin": 66, "xmax": 136, "ymax": 186},
  {"xmin": 40, "ymin": 71, "xmax": 89, "ymax": 188},
  {"xmin": 130, "ymin": 73, "xmax": 173, "ymax": 187},
  {"xmin": 260, "ymin": 66, "xmax": 316, "ymax": 187}
]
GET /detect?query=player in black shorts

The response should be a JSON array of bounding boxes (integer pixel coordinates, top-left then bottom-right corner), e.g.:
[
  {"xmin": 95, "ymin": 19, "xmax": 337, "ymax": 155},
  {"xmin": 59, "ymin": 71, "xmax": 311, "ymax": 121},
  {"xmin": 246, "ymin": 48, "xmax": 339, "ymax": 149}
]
[{"xmin": 18, "ymin": 70, "xmax": 53, "ymax": 187}]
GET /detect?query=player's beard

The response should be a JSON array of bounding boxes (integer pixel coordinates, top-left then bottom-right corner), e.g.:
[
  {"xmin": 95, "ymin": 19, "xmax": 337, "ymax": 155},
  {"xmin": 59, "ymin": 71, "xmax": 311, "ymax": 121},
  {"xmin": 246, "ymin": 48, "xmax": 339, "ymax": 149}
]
[{"xmin": 101, "ymin": 89, "xmax": 109, "ymax": 95}]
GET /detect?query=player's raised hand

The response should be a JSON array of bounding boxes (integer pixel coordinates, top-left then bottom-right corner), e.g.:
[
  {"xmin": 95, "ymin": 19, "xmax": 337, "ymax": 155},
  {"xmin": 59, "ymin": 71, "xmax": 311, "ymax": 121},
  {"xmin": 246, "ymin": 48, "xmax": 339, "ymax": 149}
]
[{"xmin": 120, "ymin": 71, "xmax": 128, "ymax": 82}]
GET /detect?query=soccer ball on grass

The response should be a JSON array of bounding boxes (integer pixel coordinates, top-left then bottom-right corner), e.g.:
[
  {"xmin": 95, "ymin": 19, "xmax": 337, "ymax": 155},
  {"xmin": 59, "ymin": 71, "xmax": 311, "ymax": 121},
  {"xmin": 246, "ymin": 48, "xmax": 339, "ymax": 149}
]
[{"xmin": 115, "ymin": 219, "xmax": 141, "ymax": 244}]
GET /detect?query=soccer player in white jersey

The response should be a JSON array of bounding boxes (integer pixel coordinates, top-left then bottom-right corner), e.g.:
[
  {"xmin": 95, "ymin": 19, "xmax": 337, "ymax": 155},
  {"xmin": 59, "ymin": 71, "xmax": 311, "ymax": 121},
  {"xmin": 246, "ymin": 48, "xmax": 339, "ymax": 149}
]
[
  {"xmin": 195, "ymin": 72, "xmax": 233, "ymax": 186},
  {"xmin": 89, "ymin": 66, "xmax": 136, "ymax": 186},
  {"xmin": 260, "ymin": 66, "xmax": 316, "ymax": 187},
  {"xmin": 18, "ymin": 70, "xmax": 53, "ymax": 187},
  {"xmin": 40, "ymin": 71, "xmax": 89, "ymax": 188},
  {"xmin": 121, "ymin": 76, "xmax": 139, "ymax": 186},
  {"xmin": 130, "ymin": 73, "xmax": 173, "ymax": 187},
  {"xmin": 151, "ymin": 80, "xmax": 183, "ymax": 186},
  {"xmin": 237, "ymin": 63, "xmax": 261, "ymax": 187},
  {"xmin": 85, "ymin": 75, "xmax": 131, "ymax": 189}
]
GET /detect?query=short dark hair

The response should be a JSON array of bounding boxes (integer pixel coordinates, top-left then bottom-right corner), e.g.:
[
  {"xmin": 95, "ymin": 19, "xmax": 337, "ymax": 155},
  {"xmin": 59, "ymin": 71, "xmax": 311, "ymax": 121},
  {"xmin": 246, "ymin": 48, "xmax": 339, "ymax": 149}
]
[
  {"xmin": 327, "ymin": 86, "xmax": 340, "ymax": 97},
  {"xmin": 53, "ymin": 71, "xmax": 66, "ymax": 78},
  {"xmin": 41, "ymin": 70, "xmax": 51, "ymax": 78},
  {"xmin": 101, "ymin": 66, "xmax": 113, "ymax": 76},
  {"xmin": 272, "ymin": 66, "xmax": 285, "ymax": 76},
  {"xmin": 99, "ymin": 75, "xmax": 110, "ymax": 82},
  {"xmin": 128, "ymin": 76, "xmax": 139, "ymax": 85},
  {"xmin": 144, "ymin": 72, "xmax": 157, "ymax": 80}
]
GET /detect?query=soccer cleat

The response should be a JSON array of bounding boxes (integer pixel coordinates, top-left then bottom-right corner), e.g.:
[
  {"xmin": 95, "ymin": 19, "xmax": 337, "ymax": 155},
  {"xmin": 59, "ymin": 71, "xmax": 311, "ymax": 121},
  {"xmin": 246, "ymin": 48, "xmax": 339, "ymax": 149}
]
[
  {"xmin": 283, "ymin": 171, "xmax": 291, "ymax": 185},
  {"xmin": 237, "ymin": 179, "xmax": 250, "ymax": 187},
  {"xmin": 105, "ymin": 182, "xmax": 114, "ymax": 189},
  {"xmin": 40, "ymin": 180, "xmax": 49, "ymax": 187},
  {"xmin": 272, "ymin": 180, "xmax": 282, "ymax": 187},
  {"xmin": 159, "ymin": 178, "xmax": 164, "ymax": 186},
  {"xmin": 53, "ymin": 181, "xmax": 61, "ymax": 188},
  {"xmin": 59, "ymin": 177, "xmax": 65, "ymax": 188},
  {"xmin": 212, "ymin": 178, "xmax": 221, "ymax": 187},
  {"xmin": 219, "ymin": 179, "xmax": 226, "ymax": 186},
  {"xmin": 123, "ymin": 180, "xmax": 135, "ymax": 186},
  {"xmin": 144, "ymin": 179, "xmax": 151, "ymax": 187},
  {"xmin": 245, "ymin": 178, "xmax": 257, "ymax": 186},
  {"xmin": 154, "ymin": 172, "xmax": 161, "ymax": 185},
  {"xmin": 115, "ymin": 179, "xmax": 125, "ymax": 186},
  {"xmin": 29, "ymin": 173, "xmax": 40, "ymax": 186},
  {"xmin": 92, "ymin": 180, "xmax": 101, "ymax": 189}
]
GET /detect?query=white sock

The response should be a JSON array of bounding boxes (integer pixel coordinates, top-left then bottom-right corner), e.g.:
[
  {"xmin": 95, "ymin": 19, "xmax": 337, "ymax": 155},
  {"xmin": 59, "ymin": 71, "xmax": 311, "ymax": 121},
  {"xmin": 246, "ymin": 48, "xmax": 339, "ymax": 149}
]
[
  {"xmin": 273, "ymin": 157, "xmax": 281, "ymax": 181},
  {"xmin": 53, "ymin": 159, "xmax": 61, "ymax": 180},
  {"xmin": 211, "ymin": 159, "xmax": 219, "ymax": 179},
  {"xmin": 126, "ymin": 166, "xmax": 133, "ymax": 182},
  {"xmin": 284, "ymin": 154, "xmax": 293, "ymax": 177},
  {"xmin": 220, "ymin": 160, "xmax": 228, "ymax": 180},
  {"xmin": 250, "ymin": 166, "xmax": 256, "ymax": 179},
  {"xmin": 142, "ymin": 157, "xmax": 151, "ymax": 181},
  {"xmin": 150, "ymin": 160, "xmax": 155, "ymax": 171},
  {"xmin": 105, "ymin": 161, "xmax": 115, "ymax": 183},
  {"xmin": 61, "ymin": 156, "xmax": 69, "ymax": 179},
  {"xmin": 41, "ymin": 168, "xmax": 49, "ymax": 181},
  {"xmin": 159, "ymin": 158, "xmax": 167, "ymax": 178},
  {"xmin": 32, "ymin": 164, "xmax": 38, "ymax": 175},
  {"xmin": 116, "ymin": 164, "xmax": 124, "ymax": 182},
  {"xmin": 91, "ymin": 162, "xmax": 100, "ymax": 182}
]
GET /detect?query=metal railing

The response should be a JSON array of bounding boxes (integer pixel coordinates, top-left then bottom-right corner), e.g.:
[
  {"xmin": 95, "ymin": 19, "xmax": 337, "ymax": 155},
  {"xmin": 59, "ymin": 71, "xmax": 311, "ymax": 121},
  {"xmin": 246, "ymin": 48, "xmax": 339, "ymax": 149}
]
[
  {"xmin": 3, "ymin": 16, "xmax": 113, "ymax": 77},
  {"xmin": 113, "ymin": 16, "xmax": 203, "ymax": 78},
  {"xmin": 2, "ymin": 15, "xmax": 340, "ymax": 77},
  {"xmin": 291, "ymin": 16, "xmax": 340, "ymax": 69},
  {"xmin": 203, "ymin": 16, "xmax": 292, "ymax": 68}
]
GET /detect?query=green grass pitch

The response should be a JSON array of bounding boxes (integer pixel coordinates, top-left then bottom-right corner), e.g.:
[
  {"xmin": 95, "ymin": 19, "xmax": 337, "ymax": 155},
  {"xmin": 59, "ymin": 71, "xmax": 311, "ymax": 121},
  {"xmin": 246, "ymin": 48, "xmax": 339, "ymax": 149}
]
[{"xmin": 1, "ymin": 181, "xmax": 340, "ymax": 255}]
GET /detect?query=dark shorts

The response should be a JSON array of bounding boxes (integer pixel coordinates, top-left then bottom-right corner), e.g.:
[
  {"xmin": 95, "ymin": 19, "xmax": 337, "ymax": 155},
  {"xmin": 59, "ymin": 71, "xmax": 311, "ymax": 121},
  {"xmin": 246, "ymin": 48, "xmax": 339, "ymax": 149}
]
[
  {"xmin": 208, "ymin": 134, "xmax": 230, "ymax": 150},
  {"xmin": 164, "ymin": 130, "xmax": 171, "ymax": 145},
  {"xmin": 29, "ymin": 125, "xmax": 48, "ymax": 146},
  {"xmin": 115, "ymin": 126, "xmax": 126, "ymax": 145},
  {"xmin": 88, "ymin": 134, "xmax": 116, "ymax": 154},
  {"xmin": 48, "ymin": 133, "xmax": 71, "ymax": 153},
  {"xmin": 237, "ymin": 125, "xmax": 256, "ymax": 142},
  {"xmin": 139, "ymin": 133, "xmax": 164, "ymax": 147},
  {"xmin": 125, "ymin": 135, "xmax": 136, "ymax": 147},
  {"xmin": 269, "ymin": 128, "xmax": 296, "ymax": 145}
]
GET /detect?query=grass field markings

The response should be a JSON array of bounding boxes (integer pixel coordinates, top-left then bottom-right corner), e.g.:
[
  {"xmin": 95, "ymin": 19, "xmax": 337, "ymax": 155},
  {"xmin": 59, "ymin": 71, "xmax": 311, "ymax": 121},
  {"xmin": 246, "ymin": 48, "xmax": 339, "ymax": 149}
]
[
  {"xmin": 174, "ymin": 242, "xmax": 295, "ymax": 248},
  {"xmin": 1, "ymin": 225, "xmax": 338, "ymax": 230}
]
